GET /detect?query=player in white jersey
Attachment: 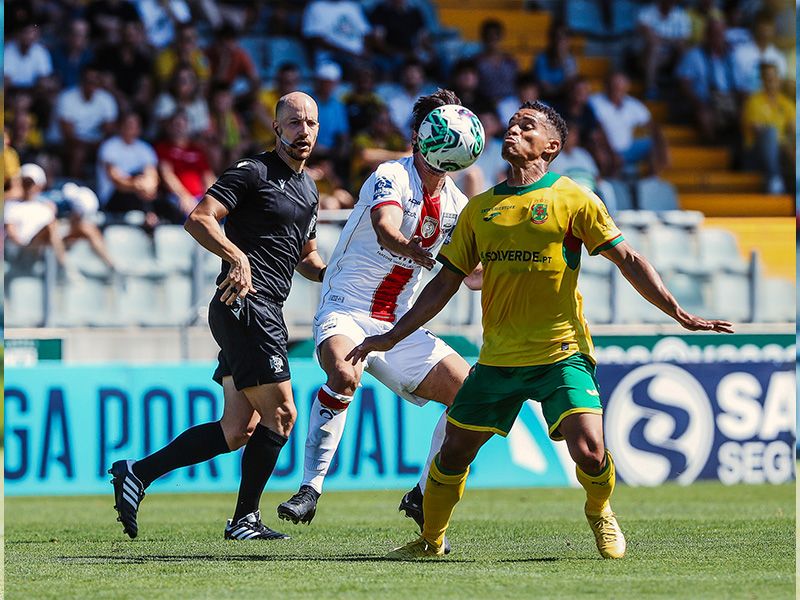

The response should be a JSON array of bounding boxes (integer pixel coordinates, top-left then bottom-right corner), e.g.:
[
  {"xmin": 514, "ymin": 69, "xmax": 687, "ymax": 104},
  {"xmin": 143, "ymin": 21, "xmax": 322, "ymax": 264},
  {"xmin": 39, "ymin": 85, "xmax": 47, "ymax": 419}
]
[{"xmin": 277, "ymin": 91, "xmax": 481, "ymax": 550}]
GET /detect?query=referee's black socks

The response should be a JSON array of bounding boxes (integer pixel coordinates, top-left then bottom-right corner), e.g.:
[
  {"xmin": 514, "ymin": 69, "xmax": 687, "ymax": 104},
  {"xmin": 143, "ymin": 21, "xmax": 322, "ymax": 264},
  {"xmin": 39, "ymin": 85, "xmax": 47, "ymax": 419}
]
[
  {"xmin": 232, "ymin": 424, "xmax": 288, "ymax": 522},
  {"xmin": 132, "ymin": 421, "xmax": 231, "ymax": 488}
]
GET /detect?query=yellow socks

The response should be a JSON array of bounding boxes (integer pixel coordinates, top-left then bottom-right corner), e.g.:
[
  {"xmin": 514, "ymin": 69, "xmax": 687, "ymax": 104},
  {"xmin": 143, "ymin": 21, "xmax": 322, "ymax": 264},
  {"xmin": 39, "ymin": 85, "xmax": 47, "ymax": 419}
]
[
  {"xmin": 422, "ymin": 455, "xmax": 469, "ymax": 548},
  {"xmin": 576, "ymin": 450, "xmax": 616, "ymax": 515}
]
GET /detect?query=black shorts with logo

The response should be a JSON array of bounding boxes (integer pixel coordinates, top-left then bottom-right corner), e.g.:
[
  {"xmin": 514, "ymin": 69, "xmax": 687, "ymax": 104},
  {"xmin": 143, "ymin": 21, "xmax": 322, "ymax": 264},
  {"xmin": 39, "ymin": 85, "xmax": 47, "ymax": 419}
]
[{"xmin": 208, "ymin": 290, "xmax": 291, "ymax": 390}]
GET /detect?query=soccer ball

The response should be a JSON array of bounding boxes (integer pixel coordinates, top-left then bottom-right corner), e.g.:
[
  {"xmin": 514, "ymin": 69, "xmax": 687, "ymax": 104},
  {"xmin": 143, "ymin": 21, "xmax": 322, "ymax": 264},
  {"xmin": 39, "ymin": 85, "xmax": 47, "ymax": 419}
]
[{"xmin": 417, "ymin": 105, "xmax": 485, "ymax": 172}]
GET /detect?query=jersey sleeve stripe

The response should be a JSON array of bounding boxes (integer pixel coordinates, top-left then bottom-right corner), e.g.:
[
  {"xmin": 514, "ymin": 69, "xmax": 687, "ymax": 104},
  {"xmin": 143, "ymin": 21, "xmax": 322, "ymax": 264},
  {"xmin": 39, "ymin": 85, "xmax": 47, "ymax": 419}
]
[
  {"xmin": 370, "ymin": 200, "xmax": 402, "ymax": 213},
  {"xmin": 437, "ymin": 254, "xmax": 468, "ymax": 278},
  {"xmin": 589, "ymin": 233, "xmax": 624, "ymax": 256}
]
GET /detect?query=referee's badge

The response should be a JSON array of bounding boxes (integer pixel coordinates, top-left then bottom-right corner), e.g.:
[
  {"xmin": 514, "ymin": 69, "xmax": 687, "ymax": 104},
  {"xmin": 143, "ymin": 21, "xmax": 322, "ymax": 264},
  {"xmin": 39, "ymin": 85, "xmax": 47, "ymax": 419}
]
[{"xmin": 269, "ymin": 355, "xmax": 285, "ymax": 373}]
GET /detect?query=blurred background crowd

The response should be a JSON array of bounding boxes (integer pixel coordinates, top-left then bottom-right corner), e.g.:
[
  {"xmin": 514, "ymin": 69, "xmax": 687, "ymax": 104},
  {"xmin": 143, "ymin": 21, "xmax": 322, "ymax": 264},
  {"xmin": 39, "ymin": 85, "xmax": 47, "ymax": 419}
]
[{"xmin": 2, "ymin": 0, "xmax": 796, "ymax": 333}]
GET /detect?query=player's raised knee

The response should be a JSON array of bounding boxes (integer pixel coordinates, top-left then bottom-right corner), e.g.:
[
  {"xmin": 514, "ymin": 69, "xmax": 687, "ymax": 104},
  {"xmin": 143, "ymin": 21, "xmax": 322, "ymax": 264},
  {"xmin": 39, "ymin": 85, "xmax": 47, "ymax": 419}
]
[{"xmin": 327, "ymin": 361, "xmax": 360, "ymax": 396}]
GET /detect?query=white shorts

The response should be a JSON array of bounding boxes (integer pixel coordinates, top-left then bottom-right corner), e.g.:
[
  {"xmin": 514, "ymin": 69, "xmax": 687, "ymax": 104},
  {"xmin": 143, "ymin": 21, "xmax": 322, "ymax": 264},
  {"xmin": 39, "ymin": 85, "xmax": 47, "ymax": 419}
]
[{"xmin": 313, "ymin": 307, "xmax": 457, "ymax": 406}]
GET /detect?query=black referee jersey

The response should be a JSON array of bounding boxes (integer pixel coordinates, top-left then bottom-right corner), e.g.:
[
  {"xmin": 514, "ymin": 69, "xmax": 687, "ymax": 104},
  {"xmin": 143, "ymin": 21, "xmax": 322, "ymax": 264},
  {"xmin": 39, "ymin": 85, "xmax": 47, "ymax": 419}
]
[{"xmin": 206, "ymin": 151, "xmax": 319, "ymax": 303}]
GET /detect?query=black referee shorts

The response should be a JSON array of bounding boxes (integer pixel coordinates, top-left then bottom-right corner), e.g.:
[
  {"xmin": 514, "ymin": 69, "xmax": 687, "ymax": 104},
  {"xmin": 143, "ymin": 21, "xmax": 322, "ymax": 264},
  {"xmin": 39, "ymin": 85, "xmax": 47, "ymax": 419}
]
[{"xmin": 208, "ymin": 290, "xmax": 291, "ymax": 390}]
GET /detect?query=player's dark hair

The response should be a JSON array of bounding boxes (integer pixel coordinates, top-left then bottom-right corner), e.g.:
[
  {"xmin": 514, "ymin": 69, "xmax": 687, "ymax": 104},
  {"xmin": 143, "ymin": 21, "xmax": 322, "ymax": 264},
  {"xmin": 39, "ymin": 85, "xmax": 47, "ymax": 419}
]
[
  {"xmin": 518, "ymin": 100, "xmax": 568, "ymax": 161},
  {"xmin": 410, "ymin": 88, "xmax": 462, "ymax": 151}
]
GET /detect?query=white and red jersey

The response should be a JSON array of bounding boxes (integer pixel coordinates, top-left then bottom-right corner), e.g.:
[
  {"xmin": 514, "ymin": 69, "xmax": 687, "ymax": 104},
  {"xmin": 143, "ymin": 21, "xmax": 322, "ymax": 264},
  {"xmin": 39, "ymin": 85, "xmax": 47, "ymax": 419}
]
[{"xmin": 318, "ymin": 156, "xmax": 468, "ymax": 323}]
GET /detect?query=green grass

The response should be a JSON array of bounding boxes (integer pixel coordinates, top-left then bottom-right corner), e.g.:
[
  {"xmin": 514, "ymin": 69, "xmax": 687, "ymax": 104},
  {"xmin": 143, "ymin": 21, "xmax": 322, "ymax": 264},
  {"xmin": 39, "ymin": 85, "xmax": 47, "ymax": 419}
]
[{"xmin": 5, "ymin": 482, "xmax": 795, "ymax": 599}]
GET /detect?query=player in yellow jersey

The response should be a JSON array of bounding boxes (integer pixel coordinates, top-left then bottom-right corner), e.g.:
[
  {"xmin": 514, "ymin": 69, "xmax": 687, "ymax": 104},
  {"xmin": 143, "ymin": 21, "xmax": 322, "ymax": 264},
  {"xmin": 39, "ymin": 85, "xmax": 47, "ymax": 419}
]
[{"xmin": 347, "ymin": 100, "xmax": 734, "ymax": 560}]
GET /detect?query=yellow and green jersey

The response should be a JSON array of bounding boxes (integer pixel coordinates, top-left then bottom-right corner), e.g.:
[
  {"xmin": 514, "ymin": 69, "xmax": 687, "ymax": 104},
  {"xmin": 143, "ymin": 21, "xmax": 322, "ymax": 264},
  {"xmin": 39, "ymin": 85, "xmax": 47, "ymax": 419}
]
[{"xmin": 438, "ymin": 172, "xmax": 623, "ymax": 367}]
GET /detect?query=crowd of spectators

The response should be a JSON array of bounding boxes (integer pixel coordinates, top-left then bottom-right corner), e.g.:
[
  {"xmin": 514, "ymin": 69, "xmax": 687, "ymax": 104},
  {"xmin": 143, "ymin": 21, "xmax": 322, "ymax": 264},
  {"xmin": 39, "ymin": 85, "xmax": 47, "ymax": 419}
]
[{"xmin": 3, "ymin": 0, "xmax": 795, "ymax": 271}]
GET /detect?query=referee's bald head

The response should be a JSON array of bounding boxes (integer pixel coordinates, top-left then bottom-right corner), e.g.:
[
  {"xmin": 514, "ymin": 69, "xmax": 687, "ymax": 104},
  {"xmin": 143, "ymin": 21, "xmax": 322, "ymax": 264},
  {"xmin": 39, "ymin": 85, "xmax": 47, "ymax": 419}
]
[{"xmin": 275, "ymin": 92, "xmax": 318, "ymax": 121}]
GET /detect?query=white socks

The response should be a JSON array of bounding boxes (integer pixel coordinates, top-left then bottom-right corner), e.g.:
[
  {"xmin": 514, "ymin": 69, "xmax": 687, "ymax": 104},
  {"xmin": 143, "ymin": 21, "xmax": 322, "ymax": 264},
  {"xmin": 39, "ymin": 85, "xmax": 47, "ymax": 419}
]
[
  {"xmin": 301, "ymin": 385, "xmax": 353, "ymax": 494},
  {"xmin": 418, "ymin": 409, "xmax": 448, "ymax": 493}
]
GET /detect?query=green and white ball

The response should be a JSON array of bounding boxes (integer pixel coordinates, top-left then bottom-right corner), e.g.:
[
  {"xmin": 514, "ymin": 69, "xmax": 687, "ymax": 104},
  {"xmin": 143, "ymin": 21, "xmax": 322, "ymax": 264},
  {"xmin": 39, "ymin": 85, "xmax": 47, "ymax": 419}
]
[{"xmin": 418, "ymin": 105, "xmax": 485, "ymax": 172}]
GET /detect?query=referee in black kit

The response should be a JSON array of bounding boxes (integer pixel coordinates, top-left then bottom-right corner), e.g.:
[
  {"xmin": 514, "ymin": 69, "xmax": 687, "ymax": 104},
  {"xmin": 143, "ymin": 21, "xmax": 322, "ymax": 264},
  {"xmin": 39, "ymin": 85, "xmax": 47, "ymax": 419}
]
[{"xmin": 110, "ymin": 92, "xmax": 328, "ymax": 541}]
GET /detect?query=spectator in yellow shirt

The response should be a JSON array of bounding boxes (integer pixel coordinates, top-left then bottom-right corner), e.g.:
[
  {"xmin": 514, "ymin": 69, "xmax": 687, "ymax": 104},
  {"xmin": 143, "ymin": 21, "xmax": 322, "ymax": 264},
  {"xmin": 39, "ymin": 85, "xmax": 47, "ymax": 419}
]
[
  {"xmin": 251, "ymin": 63, "xmax": 302, "ymax": 148},
  {"xmin": 741, "ymin": 62, "xmax": 795, "ymax": 194},
  {"xmin": 154, "ymin": 24, "xmax": 210, "ymax": 88}
]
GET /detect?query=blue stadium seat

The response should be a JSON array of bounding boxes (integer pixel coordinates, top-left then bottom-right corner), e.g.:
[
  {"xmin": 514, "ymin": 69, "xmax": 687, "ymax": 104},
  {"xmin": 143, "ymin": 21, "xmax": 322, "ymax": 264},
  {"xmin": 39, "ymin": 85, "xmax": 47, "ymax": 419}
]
[
  {"xmin": 163, "ymin": 273, "xmax": 195, "ymax": 324},
  {"xmin": 605, "ymin": 178, "xmax": 634, "ymax": 211},
  {"xmin": 648, "ymin": 225, "xmax": 707, "ymax": 274},
  {"xmin": 53, "ymin": 276, "xmax": 116, "ymax": 327},
  {"xmin": 239, "ymin": 36, "xmax": 268, "ymax": 79},
  {"xmin": 756, "ymin": 278, "xmax": 795, "ymax": 323},
  {"xmin": 155, "ymin": 225, "xmax": 197, "ymax": 274},
  {"xmin": 709, "ymin": 271, "xmax": 751, "ymax": 322},
  {"xmin": 699, "ymin": 228, "xmax": 749, "ymax": 274},
  {"xmin": 116, "ymin": 275, "xmax": 170, "ymax": 326},
  {"xmin": 636, "ymin": 177, "xmax": 679, "ymax": 212}
]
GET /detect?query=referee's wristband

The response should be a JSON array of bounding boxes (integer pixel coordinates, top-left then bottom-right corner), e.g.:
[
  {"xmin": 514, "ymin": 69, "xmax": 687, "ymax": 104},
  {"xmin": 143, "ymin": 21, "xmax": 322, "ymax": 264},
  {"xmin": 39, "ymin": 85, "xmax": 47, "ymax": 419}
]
[{"xmin": 317, "ymin": 266, "xmax": 327, "ymax": 282}]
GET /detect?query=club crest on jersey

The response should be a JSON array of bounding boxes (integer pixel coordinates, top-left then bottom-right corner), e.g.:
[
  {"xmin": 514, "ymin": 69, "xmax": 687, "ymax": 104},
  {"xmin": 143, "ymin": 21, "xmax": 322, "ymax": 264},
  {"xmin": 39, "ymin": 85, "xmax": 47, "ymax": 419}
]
[
  {"xmin": 531, "ymin": 203, "xmax": 548, "ymax": 224},
  {"xmin": 421, "ymin": 216, "xmax": 439, "ymax": 238}
]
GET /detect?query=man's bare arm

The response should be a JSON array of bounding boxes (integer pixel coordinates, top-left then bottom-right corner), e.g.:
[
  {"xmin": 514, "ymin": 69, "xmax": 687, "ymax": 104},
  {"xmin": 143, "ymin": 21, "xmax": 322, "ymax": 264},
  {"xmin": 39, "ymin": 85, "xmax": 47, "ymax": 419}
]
[{"xmin": 295, "ymin": 238, "xmax": 327, "ymax": 282}]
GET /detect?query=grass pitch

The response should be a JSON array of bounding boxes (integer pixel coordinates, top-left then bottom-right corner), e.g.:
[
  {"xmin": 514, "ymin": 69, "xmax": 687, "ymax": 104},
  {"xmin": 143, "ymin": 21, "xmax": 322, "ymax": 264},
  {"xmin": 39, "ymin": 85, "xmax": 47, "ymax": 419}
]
[{"xmin": 5, "ymin": 482, "xmax": 794, "ymax": 599}]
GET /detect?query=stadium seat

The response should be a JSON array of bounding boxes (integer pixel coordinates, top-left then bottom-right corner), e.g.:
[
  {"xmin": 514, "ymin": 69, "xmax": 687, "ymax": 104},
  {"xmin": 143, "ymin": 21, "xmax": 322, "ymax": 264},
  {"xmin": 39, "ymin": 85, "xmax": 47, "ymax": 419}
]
[
  {"xmin": 155, "ymin": 225, "xmax": 197, "ymax": 274},
  {"xmin": 116, "ymin": 275, "xmax": 169, "ymax": 326},
  {"xmin": 636, "ymin": 177, "xmax": 678, "ymax": 212},
  {"xmin": 699, "ymin": 228, "xmax": 749, "ymax": 274},
  {"xmin": 66, "ymin": 239, "xmax": 112, "ymax": 278},
  {"xmin": 284, "ymin": 274, "xmax": 320, "ymax": 327},
  {"xmin": 578, "ymin": 271, "xmax": 612, "ymax": 324},
  {"xmin": 755, "ymin": 278, "xmax": 795, "ymax": 323},
  {"xmin": 105, "ymin": 225, "xmax": 163, "ymax": 276},
  {"xmin": 6, "ymin": 276, "xmax": 46, "ymax": 327},
  {"xmin": 659, "ymin": 210, "xmax": 704, "ymax": 229},
  {"xmin": 661, "ymin": 271, "xmax": 707, "ymax": 315},
  {"xmin": 314, "ymin": 223, "xmax": 344, "ymax": 263},
  {"xmin": 615, "ymin": 210, "xmax": 659, "ymax": 230},
  {"xmin": 53, "ymin": 276, "xmax": 116, "ymax": 327},
  {"xmin": 613, "ymin": 269, "xmax": 673, "ymax": 323},
  {"xmin": 708, "ymin": 271, "xmax": 751, "ymax": 322},
  {"xmin": 163, "ymin": 273, "xmax": 195, "ymax": 325},
  {"xmin": 648, "ymin": 225, "xmax": 706, "ymax": 274},
  {"xmin": 678, "ymin": 193, "xmax": 794, "ymax": 217},
  {"xmin": 605, "ymin": 179, "xmax": 634, "ymax": 211}
]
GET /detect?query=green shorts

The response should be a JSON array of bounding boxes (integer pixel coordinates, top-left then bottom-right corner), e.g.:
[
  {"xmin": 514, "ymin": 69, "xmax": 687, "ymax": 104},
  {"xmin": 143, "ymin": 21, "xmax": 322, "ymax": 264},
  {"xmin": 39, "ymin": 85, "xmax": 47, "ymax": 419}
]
[{"xmin": 447, "ymin": 353, "xmax": 603, "ymax": 440}]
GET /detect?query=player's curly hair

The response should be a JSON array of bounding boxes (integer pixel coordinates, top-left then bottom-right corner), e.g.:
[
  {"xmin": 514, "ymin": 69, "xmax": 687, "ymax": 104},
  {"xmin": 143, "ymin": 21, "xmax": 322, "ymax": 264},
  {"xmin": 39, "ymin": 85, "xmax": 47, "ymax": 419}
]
[
  {"xmin": 410, "ymin": 89, "xmax": 462, "ymax": 151},
  {"xmin": 519, "ymin": 100, "xmax": 568, "ymax": 160}
]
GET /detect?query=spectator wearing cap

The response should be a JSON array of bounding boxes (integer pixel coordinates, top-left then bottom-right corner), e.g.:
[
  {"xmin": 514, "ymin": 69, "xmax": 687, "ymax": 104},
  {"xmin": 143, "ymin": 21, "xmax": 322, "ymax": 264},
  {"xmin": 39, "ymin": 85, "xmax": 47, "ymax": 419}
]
[
  {"xmin": 97, "ymin": 112, "xmax": 162, "ymax": 229},
  {"xmin": 51, "ymin": 19, "xmax": 94, "ymax": 90},
  {"xmin": 51, "ymin": 63, "xmax": 119, "ymax": 178},
  {"xmin": 589, "ymin": 71, "xmax": 668, "ymax": 176},
  {"xmin": 302, "ymin": 0, "xmax": 372, "ymax": 71},
  {"xmin": 636, "ymin": 0, "xmax": 691, "ymax": 99},
  {"xmin": 370, "ymin": 0, "xmax": 432, "ymax": 76},
  {"xmin": 474, "ymin": 19, "xmax": 519, "ymax": 103},
  {"xmin": 155, "ymin": 23, "xmax": 210, "ymax": 88},
  {"xmin": 4, "ymin": 22, "xmax": 53, "ymax": 91},
  {"xmin": 153, "ymin": 65, "xmax": 211, "ymax": 139},
  {"xmin": 676, "ymin": 18, "xmax": 745, "ymax": 143},
  {"xmin": 155, "ymin": 111, "xmax": 217, "ymax": 219},
  {"xmin": 741, "ymin": 62, "xmax": 795, "ymax": 195},
  {"xmin": 532, "ymin": 21, "xmax": 577, "ymax": 104},
  {"xmin": 252, "ymin": 62, "xmax": 302, "ymax": 149},
  {"xmin": 58, "ymin": 182, "xmax": 116, "ymax": 269},
  {"xmin": 4, "ymin": 163, "xmax": 69, "ymax": 272},
  {"xmin": 313, "ymin": 62, "xmax": 351, "ymax": 161}
]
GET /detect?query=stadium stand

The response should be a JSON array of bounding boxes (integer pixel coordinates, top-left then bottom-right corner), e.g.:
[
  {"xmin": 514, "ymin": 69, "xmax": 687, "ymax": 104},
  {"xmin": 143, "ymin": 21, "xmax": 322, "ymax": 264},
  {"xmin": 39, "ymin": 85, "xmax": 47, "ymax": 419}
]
[{"xmin": 3, "ymin": 0, "xmax": 795, "ymax": 337}]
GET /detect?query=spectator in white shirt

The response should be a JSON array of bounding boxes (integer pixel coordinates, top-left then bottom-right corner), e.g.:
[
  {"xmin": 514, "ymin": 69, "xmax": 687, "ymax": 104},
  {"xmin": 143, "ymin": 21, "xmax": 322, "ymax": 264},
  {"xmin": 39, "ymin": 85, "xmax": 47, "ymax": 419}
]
[
  {"xmin": 302, "ymin": 0, "xmax": 372, "ymax": 72},
  {"xmin": 153, "ymin": 65, "xmax": 211, "ymax": 138},
  {"xmin": 589, "ymin": 72, "xmax": 668, "ymax": 175},
  {"xmin": 733, "ymin": 14, "xmax": 788, "ymax": 93},
  {"xmin": 53, "ymin": 63, "xmax": 119, "ymax": 177},
  {"xmin": 636, "ymin": 0, "xmax": 690, "ymax": 99},
  {"xmin": 4, "ymin": 22, "xmax": 53, "ymax": 91},
  {"xmin": 97, "ymin": 112, "xmax": 161, "ymax": 228}
]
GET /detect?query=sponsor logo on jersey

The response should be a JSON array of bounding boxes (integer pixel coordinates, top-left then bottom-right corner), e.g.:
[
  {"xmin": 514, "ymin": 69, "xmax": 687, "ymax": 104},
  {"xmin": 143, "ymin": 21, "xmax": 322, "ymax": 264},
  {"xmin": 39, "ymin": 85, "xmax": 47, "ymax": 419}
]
[
  {"xmin": 483, "ymin": 211, "xmax": 502, "ymax": 222},
  {"xmin": 531, "ymin": 203, "xmax": 548, "ymax": 224},
  {"xmin": 421, "ymin": 216, "xmax": 438, "ymax": 238},
  {"xmin": 321, "ymin": 316, "xmax": 338, "ymax": 331},
  {"xmin": 479, "ymin": 249, "xmax": 552, "ymax": 263},
  {"xmin": 269, "ymin": 355, "xmax": 285, "ymax": 373},
  {"xmin": 373, "ymin": 176, "xmax": 393, "ymax": 200},
  {"xmin": 328, "ymin": 295, "xmax": 345, "ymax": 304}
]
